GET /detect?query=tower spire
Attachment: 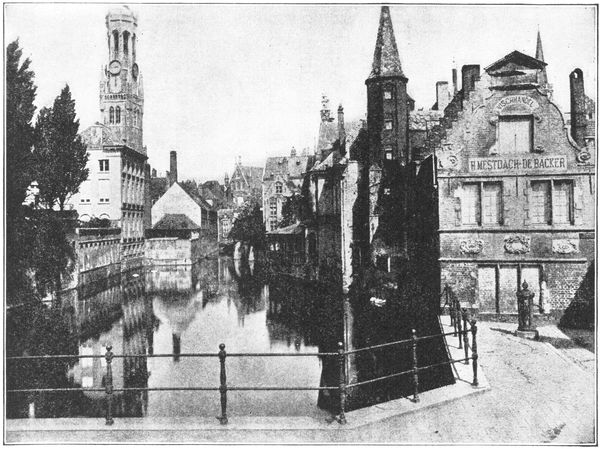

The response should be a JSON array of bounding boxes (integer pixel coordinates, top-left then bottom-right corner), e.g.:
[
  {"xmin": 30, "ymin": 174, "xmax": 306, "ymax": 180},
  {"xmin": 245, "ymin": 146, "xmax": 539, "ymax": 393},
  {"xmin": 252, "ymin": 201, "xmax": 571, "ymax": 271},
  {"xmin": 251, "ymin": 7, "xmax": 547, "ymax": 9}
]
[
  {"xmin": 535, "ymin": 28, "xmax": 544, "ymax": 62},
  {"xmin": 368, "ymin": 6, "xmax": 405, "ymax": 80},
  {"xmin": 535, "ymin": 29, "xmax": 548, "ymax": 87}
]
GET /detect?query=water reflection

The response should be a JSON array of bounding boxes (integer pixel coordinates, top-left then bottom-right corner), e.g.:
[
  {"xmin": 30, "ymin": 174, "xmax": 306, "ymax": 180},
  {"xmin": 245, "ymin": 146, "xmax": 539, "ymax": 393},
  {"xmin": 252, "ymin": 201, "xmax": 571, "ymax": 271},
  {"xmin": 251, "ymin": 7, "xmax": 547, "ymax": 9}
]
[
  {"xmin": 7, "ymin": 256, "xmax": 452, "ymax": 419},
  {"xmin": 7, "ymin": 257, "xmax": 335, "ymax": 419}
]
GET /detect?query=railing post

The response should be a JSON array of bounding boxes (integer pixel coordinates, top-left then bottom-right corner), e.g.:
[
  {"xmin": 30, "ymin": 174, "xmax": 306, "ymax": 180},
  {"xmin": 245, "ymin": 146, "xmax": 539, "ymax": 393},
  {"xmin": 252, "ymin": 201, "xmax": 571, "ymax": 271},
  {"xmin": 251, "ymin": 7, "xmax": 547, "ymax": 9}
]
[
  {"xmin": 471, "ymin": 320, "xmax": 479, "ymax": 386},
  {"xmin": 337, "ymin": 341, "xmax": 347, "ymax": 424},
  {"xmin": 456, "ymin": 308, "xmax": 463, "ymax": 349},
  {"xmin": 217, "ymin": 343, "xmax": 228, "ymax": 425},
  {"xmin": 411, "ymin": 329, "xmax": 420, "ymax": 403},
  {"xmin": 104, "ymin": 344, "xmax": 114, "ymax": 426},
  {"xmin": 462, "ymin": 310, "xmax": 470, "ymax": 365}
]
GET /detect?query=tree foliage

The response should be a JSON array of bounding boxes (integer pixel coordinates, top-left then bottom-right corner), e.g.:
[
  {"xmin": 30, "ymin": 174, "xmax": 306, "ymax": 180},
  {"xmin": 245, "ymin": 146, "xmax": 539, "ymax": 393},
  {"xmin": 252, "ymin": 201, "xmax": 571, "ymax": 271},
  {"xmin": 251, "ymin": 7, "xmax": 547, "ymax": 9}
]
[
  {"xmin": 228, "ymin": 199, "xmax": 266, "ymax": 249},
  {"xmin": 6, "ymin": 40, "xmax": 37, "ymax": 216},
  {"xmin": 33, "ymin": 85, "xmax": 89, "ymax": 210},
  {"xmin": 6, "ymin": 40, "xmax": 37, "ymax": 304},
  {"xmin": 277, "ymin": 194, "xmax": 302, "ymax": 229}
]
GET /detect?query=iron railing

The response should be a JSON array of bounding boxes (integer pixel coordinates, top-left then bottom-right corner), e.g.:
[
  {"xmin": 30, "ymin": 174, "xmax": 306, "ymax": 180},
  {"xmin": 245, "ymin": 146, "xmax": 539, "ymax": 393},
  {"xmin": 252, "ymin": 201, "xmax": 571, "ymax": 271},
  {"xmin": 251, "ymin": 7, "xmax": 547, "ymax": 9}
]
[{"xmin": 7, "ymin": 320, "xmax": 479, "ymax": 426}]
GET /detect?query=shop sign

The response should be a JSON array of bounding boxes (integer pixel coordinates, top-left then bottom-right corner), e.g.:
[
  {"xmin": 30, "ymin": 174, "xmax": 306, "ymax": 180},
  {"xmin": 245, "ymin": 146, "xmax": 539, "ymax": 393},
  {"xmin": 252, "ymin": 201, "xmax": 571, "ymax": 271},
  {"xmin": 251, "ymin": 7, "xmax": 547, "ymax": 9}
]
[
  {"xmin": 494, "ymin": 95, "xmax": 540, "ymax": 113},
  {"xmin": 468, "ymin": 155, "xmax": 567, "ymax": 172}
]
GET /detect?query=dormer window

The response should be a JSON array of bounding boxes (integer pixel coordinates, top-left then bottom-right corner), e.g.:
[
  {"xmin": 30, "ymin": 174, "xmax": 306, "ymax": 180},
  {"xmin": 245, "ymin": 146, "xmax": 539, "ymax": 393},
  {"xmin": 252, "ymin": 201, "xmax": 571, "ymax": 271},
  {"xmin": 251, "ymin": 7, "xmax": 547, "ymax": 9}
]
[
  {"xmin": 275, "ymin": 182, "xmax": 283, "ymax": 194},
  {"xmin": 498, "ymin": 115, "xmax": 532, "ymax": 153}
]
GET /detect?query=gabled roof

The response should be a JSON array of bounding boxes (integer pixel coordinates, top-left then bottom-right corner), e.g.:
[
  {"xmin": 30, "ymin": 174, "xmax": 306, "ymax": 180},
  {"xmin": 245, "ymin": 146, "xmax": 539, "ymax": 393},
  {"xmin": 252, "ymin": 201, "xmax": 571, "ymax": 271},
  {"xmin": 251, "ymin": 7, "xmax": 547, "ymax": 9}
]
[
  {"xmin": 368, "ymin": 6, "xmax": 405, "ymax": 80},
  {"xmin": 485, "ymin": 50, "xmax": 547, "ymax": 73},
  {"xmin": 153, "ymin": 214, "xmax": 199, "ymax": 230}
]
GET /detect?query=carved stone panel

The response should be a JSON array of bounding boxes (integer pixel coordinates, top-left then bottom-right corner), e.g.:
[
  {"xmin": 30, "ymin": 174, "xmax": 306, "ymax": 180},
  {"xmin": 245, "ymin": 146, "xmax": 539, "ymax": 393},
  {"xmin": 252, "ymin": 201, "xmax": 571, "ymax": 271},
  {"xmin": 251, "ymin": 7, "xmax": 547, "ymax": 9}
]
[
  {"xmin": 504, "ymin": 235, "xmax": 531, "ymax": 254},
  {"xmin": 460, "ymin": 239, "xmax": 484, "ymax": 254},
  {"xmin": 552, "ymin": 239, "xmax": 579, "ymax": 254}
]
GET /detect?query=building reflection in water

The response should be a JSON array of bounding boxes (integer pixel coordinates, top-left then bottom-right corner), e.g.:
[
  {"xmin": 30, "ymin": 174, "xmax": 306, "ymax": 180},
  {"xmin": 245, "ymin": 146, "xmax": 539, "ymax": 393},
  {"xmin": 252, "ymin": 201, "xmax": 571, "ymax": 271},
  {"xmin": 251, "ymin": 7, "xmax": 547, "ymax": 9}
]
[{"xmin": 11, "ymin": 256, "xmax": 443, "ymax": 418}]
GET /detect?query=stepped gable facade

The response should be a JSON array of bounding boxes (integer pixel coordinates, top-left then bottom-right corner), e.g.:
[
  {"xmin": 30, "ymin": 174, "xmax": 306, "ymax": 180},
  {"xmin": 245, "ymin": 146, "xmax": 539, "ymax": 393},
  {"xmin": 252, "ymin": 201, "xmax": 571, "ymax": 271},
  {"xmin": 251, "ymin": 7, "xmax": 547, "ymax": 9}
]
[{"xmin": 431, "ymin": 39, "xmax": 595, "ymax": 314}]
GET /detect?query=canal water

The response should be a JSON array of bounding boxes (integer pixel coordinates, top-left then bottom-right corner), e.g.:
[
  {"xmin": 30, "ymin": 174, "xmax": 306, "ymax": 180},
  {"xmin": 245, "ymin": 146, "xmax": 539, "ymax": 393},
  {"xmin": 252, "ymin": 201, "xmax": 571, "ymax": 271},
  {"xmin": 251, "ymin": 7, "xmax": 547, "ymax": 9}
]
[
  {"xmin": 6, "ymin": 257, "xmax": 340, "ymax": 419},
  {"xmin": 7, "ymin": 256, "xmax": 453, "ymax": 420}
]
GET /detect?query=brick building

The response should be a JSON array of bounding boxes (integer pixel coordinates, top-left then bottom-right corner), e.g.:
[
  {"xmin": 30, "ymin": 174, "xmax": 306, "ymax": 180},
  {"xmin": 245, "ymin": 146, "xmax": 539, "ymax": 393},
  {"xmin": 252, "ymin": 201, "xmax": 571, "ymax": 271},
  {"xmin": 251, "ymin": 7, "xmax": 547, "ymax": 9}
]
[
  {"xmin": 226, "ymin": 157, "xmax": 264, "ymax": 208},
  {"xmin": 430, "ymin": 36, "xmax": 595, "ymax": 315},
  {"xmin": 262, "ymin": 147, "xmax": 314, "ymax": 232}
]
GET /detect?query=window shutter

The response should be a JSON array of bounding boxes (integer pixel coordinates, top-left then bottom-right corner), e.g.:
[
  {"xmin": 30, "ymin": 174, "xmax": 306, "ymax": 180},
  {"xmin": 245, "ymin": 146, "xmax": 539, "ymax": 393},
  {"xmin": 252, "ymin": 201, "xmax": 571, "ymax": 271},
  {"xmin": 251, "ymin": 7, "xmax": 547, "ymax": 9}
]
[
  {"xmin": 523, "ymin": 179, "xmax": 530, "ymax": 226},
  {"xmin": 502, "ymin": 180, "xmax": 511, "ymax": 226},
  {"xmin": 573, "ymin": 179, "xmax": 583, "ymax": 225}
]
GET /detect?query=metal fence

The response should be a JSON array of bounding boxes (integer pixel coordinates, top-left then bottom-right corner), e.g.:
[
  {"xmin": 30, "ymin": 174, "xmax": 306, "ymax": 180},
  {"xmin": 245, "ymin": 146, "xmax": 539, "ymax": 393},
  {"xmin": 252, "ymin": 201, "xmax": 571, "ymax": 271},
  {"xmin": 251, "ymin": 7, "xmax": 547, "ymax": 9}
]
[{"xmin": 7, "ymin": 321, "xmax": 479, "ymax": 425}]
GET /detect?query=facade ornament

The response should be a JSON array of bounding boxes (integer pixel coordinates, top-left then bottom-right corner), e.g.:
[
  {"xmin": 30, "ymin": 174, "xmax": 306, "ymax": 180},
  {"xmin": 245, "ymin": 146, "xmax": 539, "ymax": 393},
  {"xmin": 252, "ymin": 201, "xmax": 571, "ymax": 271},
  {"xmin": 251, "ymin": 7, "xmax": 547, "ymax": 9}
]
[
  {"xmin": 552, "ymin": 239, "xmax": 579, "ymax": 254},
  {"xmin": 576, "ymin": 150, "xmax": 591, "ymax": 163},
  {"xmin": 534, "ymin": 114, "xmax": 543, "ymax": 123},
  {"xmin": 460, "ymin": 239, "xmax": 484, "ymax": 254},
  {"xmin": 504, "ymin": 235, "xmax": 531, "ymax": 254},
  {"xmin": 533, "ymin": 145, "xmax": 545, "ymax": 153}
]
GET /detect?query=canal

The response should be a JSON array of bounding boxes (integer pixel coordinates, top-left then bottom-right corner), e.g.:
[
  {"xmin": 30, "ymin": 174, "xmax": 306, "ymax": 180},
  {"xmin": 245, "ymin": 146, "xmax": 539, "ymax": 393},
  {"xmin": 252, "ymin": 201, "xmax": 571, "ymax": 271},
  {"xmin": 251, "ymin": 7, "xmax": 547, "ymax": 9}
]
[
  {"xmin": 7, "ymin": 257, "xmax": 341, "ymax": 419},
  {"xmin": 7, "ymin": 256, "xmax": 453, "ymax": 420}
]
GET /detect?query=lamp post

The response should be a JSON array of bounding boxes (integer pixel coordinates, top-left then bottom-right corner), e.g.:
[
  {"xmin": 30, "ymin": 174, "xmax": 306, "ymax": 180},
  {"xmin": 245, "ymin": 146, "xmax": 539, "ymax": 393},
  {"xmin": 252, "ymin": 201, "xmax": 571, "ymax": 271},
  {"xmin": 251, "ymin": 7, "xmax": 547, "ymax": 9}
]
[{"xmin": 515, "ymin": 281, "xmax": 539, "ymax": 340}]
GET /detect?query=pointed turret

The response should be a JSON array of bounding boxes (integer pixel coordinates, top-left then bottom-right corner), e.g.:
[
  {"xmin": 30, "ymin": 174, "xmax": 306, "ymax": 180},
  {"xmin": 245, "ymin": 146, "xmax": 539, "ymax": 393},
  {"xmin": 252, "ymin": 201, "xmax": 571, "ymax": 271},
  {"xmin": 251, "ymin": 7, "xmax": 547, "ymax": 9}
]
[
  {"xmin": 368, "ymin": 6, "xmax": 406, "ymax": 80},
  {"xmin": 536, "ymin": 29, "xmax": 548, "ymax": 86},
  {"xmin": 535, "ymin": 29, "xmax": 544, "ymax": 62}
]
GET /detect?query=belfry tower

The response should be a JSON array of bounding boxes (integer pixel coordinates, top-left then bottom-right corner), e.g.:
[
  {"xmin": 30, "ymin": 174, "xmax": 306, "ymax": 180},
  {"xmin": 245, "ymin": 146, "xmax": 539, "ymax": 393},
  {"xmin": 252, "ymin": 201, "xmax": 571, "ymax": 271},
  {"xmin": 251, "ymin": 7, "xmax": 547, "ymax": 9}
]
[{"xmin": 100, "ymin": 5, "xmax": 144, "ymax": 154}]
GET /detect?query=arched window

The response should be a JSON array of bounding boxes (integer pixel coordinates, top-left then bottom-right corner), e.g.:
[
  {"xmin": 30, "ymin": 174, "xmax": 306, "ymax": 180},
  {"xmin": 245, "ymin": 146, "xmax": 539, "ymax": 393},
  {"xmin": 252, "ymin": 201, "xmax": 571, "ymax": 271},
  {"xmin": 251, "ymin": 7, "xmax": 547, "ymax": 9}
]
[
  {"xmin": 116, "ymin": 106, "xmax": 121, "ymax": 124},
  {"xmin": 109, "ymin": 106, "xmax": 115, "ymax": 124},
  {"xmin": 112, "ymin": 30, "xmax": 119, "ymax": 55},
  {"xmin": 132, "ymin": 34, "xmax": 136, "ymax": 59},
  {"xmin": 123, "ymin": 31, "xmax": 130, "ymax": 56}
]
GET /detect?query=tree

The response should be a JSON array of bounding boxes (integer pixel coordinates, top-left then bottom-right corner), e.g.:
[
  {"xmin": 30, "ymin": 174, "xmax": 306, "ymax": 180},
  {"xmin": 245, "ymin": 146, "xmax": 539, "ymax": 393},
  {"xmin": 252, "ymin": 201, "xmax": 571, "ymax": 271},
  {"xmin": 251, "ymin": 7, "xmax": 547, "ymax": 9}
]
[
  {"xmin": 6, "ymin": 40, "xmax": 37, "ymax": 304},
  {"xmin": 277, "ymin": 193, "xmax": 302, "ymax": 229},
  {"xmin": 6, "ymin": 40, "xmax": 37, "ymax": 216},
  {"xmin": 228, "ymin": 199, "xmax": 266, "ymax": 249},
  {"xmin": 34, "ymin": 85, "xmax": 88, "ymax": 210}
]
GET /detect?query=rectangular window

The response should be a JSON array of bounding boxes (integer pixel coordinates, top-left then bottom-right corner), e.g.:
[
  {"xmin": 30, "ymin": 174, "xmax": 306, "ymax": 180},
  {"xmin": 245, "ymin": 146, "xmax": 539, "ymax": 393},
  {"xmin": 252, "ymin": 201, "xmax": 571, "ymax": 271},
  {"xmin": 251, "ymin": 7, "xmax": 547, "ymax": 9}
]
[
  {"xmin": 461, "ymin": 183, "xmax": 480, "ymax": 225},
  {"xmin": 482, "ymin": 182, "xmax": 502, "ymax": 224},
  {"xmin": 269, "ymin": 199, "xmax": 277, "ymax": 216},
  {"xmin": 530, "ymin": 181, "xmax": 551, "ymax": 224},
  {"xmin": 384, "ymin": 120, "xmax": 393, "ymax": 130},
  {"xmin": 384, "ymin": 90, "xmax": 392, "ymax": 100},
  {"xmin": 99, "ymin": 159, "xmax": 110, "ymax": 172},
  {"xmin": 478, "ymin": 265, "xmax": 541, "ymax": 313},
  {"xmin": 553, "ymin": 180, "xmax": 572, "ymax": 224},
  {"xmin": 530, "ymin": 180, "xmax": 573, "ymax": 225},
  {"xmin": 384, "ymin": 148, "xmax": 393, "ymax": 160},
  {"xmin": 462, "ymin": 182, "xmax": 503, "ymax": 225},
  {"xmin": 498, "ymin": 116, "xmax": 532, "ymax": 153}
]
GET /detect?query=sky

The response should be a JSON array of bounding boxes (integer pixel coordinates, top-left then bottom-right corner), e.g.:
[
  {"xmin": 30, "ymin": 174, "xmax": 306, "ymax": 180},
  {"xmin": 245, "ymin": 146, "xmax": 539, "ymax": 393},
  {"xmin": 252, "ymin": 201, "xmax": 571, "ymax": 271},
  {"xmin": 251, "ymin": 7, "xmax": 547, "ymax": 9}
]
[{"xmin": 5, "ymin": 3, "xmax": 597, "ymax": 183}]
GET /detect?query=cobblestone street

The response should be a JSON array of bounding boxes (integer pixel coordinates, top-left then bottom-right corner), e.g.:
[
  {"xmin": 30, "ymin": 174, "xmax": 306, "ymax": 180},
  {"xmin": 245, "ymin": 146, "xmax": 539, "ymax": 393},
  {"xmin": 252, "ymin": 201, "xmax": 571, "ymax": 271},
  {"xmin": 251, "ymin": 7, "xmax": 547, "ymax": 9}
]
[{"xmin": 346, "ymin": 319, "xmax": 596, "ymax": 444}]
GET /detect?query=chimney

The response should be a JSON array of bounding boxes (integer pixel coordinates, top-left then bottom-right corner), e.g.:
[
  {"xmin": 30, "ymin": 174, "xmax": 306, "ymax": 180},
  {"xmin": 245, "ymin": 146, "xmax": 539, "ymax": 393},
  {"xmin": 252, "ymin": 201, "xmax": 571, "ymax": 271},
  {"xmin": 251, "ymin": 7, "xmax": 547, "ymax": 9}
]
[
  {"xmin": 452, "ymin": 66, "xmax": 458, "ymax": 95},
  {"xmin": 338, "ymin": 104, "xmax": 346, "ymax": 154},
  {"xmin": 461, "ymin": 64, "xmax": 480, "ymax": 93},
  {"xmin": 290, "ymin": 146, "xmax": 297, "ymax": 157},
  {"xmin": 436, "ymin": 81, "xmax": 450, "ymax": 112},
  {"xmin": 169, "ymin": 150, "xmax": 178, "ymax": 186},
  {"xmin": 570, "ymin": 68, "xmax": 587, "ymax": 146}
]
